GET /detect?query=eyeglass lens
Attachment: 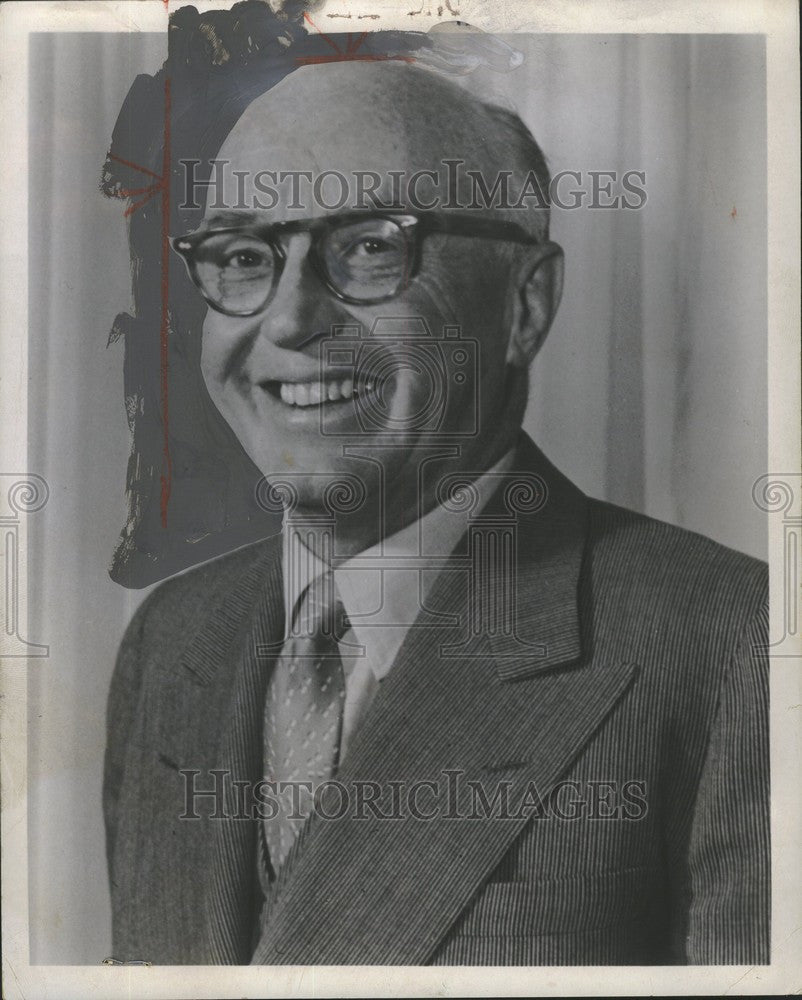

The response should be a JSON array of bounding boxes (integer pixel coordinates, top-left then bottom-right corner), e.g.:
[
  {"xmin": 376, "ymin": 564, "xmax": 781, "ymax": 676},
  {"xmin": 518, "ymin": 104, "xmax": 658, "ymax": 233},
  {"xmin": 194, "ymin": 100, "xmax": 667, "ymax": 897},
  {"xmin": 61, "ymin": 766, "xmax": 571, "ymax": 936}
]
[
  {"xmin": 194, "ymin": 231, "xmax": 277, "ymax": 315},
  {"xmin": 321, "ymin": 217, "xmax": 411, "ymax": 302},
  {"xmin": 193, "ymin": 217, "xmax": 413, "ymax": 313}
]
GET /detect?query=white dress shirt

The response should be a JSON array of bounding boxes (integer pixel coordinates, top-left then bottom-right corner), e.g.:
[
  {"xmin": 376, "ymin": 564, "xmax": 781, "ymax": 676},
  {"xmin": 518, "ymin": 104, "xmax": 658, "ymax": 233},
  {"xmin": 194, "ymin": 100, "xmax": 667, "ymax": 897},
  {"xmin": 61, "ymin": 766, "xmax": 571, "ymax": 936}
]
[{"xmin": 279, "ymin": 449, "xmax": 514, "ymax": 763}]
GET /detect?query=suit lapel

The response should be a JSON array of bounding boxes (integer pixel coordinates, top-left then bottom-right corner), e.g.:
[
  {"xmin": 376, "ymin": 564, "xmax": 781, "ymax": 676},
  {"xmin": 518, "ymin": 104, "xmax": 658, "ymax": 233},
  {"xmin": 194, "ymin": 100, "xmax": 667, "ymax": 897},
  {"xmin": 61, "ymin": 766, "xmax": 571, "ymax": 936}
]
[
  {"xmin": 157, "ymin": 535, "xmax": 285, "ymax": 963},
  {"xmin": 251, "ymin": 437, "xmax": 639, "ymax": 964}
]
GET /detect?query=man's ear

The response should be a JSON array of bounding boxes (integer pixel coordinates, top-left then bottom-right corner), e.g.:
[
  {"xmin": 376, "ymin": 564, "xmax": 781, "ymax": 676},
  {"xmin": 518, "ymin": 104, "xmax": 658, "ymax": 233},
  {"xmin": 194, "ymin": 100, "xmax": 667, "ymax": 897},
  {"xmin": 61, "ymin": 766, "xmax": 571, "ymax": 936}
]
[{"xmin": 506, "ymin": 242, "xmax": 564, "ymax": 368}]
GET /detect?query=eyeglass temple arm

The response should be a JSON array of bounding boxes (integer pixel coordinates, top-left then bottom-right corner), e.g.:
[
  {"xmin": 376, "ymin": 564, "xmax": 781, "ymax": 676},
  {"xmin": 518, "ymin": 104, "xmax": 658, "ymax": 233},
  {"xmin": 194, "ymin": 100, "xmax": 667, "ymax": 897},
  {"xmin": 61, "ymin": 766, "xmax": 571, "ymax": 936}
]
[{"xmin": 421, "ymin": 213, "xmax": 541, "ymax": 245}]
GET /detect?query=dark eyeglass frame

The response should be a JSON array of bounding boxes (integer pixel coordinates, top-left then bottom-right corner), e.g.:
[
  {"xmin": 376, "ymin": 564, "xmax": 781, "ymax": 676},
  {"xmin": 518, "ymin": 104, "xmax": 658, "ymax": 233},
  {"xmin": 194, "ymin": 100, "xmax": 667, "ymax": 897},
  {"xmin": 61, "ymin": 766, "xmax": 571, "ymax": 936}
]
[{"xmin": 170, "ymin": 210, "xmax": 543, "ymax": 317}]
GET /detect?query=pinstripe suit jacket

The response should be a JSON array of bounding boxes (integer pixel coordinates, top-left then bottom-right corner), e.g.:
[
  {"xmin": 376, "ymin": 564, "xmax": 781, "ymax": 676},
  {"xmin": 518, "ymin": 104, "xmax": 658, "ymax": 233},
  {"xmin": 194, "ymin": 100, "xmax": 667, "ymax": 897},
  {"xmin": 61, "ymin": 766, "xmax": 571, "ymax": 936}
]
[{"xmin": 104, "ymin": 434, "xmax": 770, "ymax": 965}]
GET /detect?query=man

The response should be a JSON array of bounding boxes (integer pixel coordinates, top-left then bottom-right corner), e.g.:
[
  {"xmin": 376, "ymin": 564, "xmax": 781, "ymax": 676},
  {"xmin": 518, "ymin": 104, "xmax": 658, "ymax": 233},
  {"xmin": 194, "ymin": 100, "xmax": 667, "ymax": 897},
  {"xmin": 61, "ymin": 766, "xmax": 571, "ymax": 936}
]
[{"xmin": 104, "ymin": 59, "xmax": 769, "ymax": 965}]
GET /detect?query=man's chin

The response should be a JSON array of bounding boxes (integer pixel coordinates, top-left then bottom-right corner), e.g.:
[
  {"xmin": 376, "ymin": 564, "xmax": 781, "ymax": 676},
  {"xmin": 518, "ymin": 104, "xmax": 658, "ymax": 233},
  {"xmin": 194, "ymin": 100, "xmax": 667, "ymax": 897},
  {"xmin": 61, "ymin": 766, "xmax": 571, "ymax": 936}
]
[{"xmin": 248, "ymin": 442, "xmax": 377, "ymax": 511}]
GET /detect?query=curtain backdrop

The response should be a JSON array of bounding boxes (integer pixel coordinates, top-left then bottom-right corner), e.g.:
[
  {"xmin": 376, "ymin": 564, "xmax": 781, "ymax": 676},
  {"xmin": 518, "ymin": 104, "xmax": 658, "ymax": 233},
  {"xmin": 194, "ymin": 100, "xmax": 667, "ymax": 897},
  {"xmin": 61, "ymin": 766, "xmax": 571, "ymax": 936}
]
[{"xmin": 28, "ymin": 30, "xmax": 766, "ymax": 962}]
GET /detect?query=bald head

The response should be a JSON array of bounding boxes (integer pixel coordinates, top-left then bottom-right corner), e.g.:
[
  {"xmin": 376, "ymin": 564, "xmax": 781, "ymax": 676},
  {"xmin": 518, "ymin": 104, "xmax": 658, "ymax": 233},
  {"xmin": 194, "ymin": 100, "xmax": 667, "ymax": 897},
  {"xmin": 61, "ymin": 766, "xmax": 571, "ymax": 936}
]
[{"xmin": 211, "ymin": 60, "xmax": 550, "ymax": 237}]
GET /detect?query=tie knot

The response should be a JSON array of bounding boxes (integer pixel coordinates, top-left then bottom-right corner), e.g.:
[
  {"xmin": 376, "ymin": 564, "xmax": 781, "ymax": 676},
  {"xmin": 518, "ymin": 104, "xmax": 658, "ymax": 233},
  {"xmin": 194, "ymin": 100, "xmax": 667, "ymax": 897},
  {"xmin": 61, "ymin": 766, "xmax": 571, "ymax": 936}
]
[{"xmin": 292, "ymin": 571, "xmax": 350, "ymax": 642}]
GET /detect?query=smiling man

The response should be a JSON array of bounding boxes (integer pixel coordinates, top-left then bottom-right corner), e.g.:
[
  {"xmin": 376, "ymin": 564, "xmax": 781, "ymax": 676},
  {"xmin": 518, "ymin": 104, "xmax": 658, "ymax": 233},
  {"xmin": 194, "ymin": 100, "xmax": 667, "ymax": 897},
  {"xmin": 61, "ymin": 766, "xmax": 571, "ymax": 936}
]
[
  {"xmin": 104, "ymin": 59, "xmax": 770, "ymax": 966},
  {"xmin": 175, "ymin": 61, "xmax": 561, "ymax": 549}
]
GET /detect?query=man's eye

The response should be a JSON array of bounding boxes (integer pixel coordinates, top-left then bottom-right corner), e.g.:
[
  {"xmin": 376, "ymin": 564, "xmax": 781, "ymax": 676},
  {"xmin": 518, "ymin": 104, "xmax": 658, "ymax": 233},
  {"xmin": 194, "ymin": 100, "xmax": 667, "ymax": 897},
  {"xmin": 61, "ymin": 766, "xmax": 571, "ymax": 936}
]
[
  {"xmin": 225, "ymin": 249, "xmax": 266, "ymax": 268},
  {"xmin": 353, "ymin": 238, "xmax": 391, "ymax": 256}
]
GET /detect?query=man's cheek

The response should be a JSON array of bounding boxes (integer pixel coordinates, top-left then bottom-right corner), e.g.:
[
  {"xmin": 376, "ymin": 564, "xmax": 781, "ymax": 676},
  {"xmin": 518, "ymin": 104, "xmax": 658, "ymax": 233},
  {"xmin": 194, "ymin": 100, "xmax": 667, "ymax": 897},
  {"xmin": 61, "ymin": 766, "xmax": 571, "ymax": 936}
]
[
  {"xmin": 408, "ymin": 279, "xmax": 457, "ymax": 327},
  {"xmin": 200, "ymin": 331, "xmax": 226, "ymax": 388},
  {"xmin": 405, "ymin": 253, "xmax": 462, "ymax": 324}
]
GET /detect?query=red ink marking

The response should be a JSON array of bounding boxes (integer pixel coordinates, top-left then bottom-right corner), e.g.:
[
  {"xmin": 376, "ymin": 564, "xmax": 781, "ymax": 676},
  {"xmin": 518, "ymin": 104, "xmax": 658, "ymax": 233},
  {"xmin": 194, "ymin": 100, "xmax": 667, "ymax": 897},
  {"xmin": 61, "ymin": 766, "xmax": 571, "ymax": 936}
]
[
  {"xmin": 304, "ymin": 12, "xmax": 342, "ymax": 54},
  {"xmin": 124, "ymin": 187, "xmax": 162, "ymax": 217},
  {"xmin": 295, "ymin": 54, "xmax": 415, "ymax": 66},
  {"xmin": 107, "ymin": 111, "xmax": 173, "ymax": 525},
  {"xmin": 116, "ymin": 183, "xmax": 161, "ymax": 198},
  {"xmin": 347, "ymin": 32, "xmax": 369, "ymax": 53},
  {"xmin": 160, "ymin": 74, "xmax": 173, "ymax": 529},
  {"xmin": 108, "ymin": 153, "xmax": 161, "ymax": 181},
  {"xmin": 730, "ymin": 206, "xmax": 737, "ymax": 219},
  {"xmin": 107, "ymin": 155, "xmax": 164, "ymax": 217},
  {"xmin": 107, "ymin": 82, "xmax": 173, "ymax": 527},
  {"xmin": 299, "ymin": 12, "xmax": 405, "ymax": 65}
]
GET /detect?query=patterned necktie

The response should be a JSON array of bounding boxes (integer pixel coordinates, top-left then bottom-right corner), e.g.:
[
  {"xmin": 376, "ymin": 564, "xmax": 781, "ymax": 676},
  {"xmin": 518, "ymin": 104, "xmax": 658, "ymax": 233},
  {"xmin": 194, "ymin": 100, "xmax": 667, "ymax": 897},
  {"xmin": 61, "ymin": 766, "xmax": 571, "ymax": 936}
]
[{"xmin": 262, "ymin": 570, "xmax": 347, "ymax": 875}]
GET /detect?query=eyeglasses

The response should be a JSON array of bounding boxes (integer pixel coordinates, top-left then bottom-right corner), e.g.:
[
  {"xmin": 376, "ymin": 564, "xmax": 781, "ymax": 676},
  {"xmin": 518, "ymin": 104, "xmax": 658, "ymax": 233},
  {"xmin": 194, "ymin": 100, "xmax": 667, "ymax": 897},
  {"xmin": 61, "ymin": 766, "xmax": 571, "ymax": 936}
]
[{"xmin": 170, "ymin": 210, "xmax": 541, "ymax": 317}]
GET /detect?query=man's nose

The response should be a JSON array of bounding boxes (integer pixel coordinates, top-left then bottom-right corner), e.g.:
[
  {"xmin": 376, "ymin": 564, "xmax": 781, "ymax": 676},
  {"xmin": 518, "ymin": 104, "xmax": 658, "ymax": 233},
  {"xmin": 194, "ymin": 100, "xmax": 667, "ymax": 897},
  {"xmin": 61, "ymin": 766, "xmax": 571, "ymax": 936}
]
[{"xmin": 256, "ymin": 233, "xmax": 332, "ymax": 351}]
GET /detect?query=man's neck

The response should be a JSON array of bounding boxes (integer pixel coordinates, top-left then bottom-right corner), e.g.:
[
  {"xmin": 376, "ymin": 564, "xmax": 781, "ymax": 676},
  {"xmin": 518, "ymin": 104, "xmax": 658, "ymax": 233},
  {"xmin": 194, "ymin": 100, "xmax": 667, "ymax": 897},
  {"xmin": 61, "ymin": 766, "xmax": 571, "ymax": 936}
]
[{"xmin": 289, "ymin": 431, "xmax": 521, "ymax": 564}]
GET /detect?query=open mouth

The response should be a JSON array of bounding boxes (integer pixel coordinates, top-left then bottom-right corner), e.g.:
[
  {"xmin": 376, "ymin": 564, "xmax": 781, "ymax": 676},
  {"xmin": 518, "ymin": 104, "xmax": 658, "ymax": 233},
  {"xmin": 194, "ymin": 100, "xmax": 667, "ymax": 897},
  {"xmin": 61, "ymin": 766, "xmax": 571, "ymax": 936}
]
[{"xmin": 261, "ymin": 375, "xmax": 385, "ymax": 408}]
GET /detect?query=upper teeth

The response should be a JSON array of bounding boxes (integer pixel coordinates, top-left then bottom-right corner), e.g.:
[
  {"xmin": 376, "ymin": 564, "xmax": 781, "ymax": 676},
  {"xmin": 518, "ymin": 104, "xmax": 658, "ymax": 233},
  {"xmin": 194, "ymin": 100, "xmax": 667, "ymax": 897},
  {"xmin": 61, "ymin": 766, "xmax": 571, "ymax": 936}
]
[{"xmin": 279, "ymin": 378, "xmax": 375, "ymax": 406}]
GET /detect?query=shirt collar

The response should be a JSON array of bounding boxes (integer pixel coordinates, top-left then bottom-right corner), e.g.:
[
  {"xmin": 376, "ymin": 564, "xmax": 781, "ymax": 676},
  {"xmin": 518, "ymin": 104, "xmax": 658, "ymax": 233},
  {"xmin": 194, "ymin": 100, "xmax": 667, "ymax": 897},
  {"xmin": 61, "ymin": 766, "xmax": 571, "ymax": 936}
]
[{"xmin": 281, "ymin": 448, "xmax": 515, "ymax": 678}]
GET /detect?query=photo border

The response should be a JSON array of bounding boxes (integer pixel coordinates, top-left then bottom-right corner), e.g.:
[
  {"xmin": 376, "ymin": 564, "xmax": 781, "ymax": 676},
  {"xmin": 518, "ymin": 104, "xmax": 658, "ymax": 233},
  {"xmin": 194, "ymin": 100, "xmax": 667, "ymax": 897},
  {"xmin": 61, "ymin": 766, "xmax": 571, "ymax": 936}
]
[{"xmin": 1, "ymin": 1, "xmax": 799, "ymax": 996}]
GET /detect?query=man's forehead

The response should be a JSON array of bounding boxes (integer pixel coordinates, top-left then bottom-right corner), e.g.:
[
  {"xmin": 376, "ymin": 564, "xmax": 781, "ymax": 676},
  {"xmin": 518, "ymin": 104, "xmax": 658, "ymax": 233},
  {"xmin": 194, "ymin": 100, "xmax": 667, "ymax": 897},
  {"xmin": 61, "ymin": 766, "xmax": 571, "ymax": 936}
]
[
  {"xmin": 218, "ymin": 61, "xmax": 491, "ymax": 171},
  {"xmin": 201, "ymin": 62, "xmax": 535, "ymax": 224}
]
